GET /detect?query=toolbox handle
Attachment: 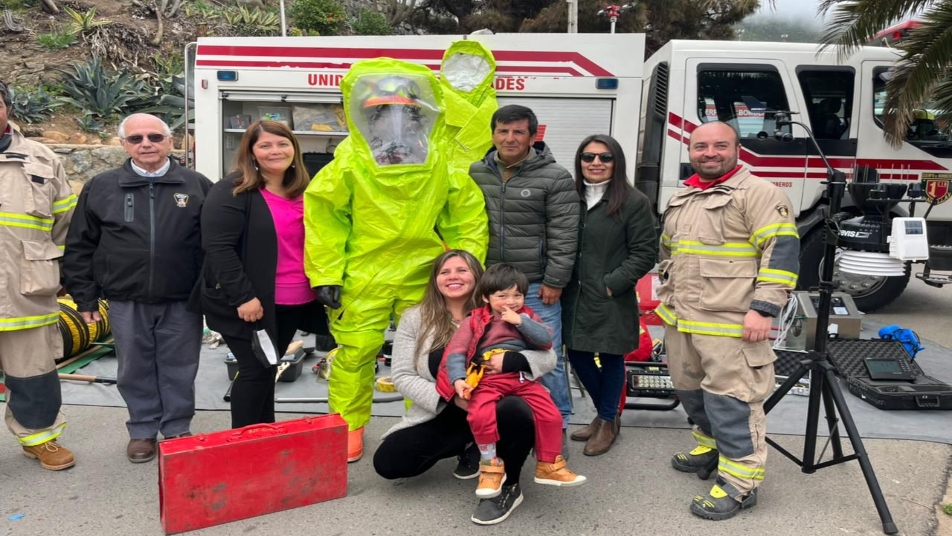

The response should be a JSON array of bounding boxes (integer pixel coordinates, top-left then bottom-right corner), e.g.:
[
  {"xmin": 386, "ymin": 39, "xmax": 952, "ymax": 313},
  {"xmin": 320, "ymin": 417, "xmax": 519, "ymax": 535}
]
[{"xmin": 227, "ymin": 423, "xmax": 286, "ymax": 441}]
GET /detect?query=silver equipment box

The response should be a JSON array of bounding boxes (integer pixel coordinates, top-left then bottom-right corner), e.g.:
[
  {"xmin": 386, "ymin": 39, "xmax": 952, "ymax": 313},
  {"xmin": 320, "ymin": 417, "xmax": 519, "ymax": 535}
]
[{"xmin": 779, "ymin": 291, "xmax": 863, "ymax": 351}]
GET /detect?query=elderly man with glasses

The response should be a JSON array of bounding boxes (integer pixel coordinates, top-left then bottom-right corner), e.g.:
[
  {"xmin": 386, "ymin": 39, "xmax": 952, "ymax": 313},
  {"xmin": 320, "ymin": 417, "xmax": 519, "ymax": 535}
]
[{"xmin": 63, "ymin": 113, "xmax": 213, "ymax": 463}]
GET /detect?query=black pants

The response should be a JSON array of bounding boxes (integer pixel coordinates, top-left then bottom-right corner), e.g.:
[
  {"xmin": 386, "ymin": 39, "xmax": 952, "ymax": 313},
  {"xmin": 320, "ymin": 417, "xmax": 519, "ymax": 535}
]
[
  {"xmin": 373, "ymin": 396, "xmax": 535, "ymax": 485},
  {"xmin": 222, "ymin": 303, "xmax": 313, "ymax": 429}
]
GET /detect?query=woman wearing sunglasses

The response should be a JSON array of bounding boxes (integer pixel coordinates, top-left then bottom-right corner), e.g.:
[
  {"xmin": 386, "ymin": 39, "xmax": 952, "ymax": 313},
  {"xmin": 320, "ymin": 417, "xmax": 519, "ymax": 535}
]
[
  {"xmin": 562, "ymin": 134, "xmax": 658, "ymax": 455},
  {"xmin": 196, "ymin": 120, "xmax": 330, "ymax": 428}
]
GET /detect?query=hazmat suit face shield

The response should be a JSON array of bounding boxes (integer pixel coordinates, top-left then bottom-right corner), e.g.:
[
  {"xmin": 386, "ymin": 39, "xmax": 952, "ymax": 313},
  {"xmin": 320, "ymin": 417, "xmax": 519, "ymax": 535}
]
[
  {"xmin": 350, "ymin": 75, "xmax": 440, "ymax": 166},
  {"xmin": 442, "ymin": 52, "xmax": 493, "ymax": 93}
]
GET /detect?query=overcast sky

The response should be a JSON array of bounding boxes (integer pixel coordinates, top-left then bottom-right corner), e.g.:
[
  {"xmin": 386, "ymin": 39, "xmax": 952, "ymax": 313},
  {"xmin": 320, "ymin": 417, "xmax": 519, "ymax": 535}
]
[{"xmin": 749, "ymin": 0, "xmax": 830, "ymax": 26}]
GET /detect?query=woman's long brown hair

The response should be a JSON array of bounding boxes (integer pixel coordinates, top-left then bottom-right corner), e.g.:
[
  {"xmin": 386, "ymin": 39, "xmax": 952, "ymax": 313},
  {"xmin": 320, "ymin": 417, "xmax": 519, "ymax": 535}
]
[
  {"xmin": 415, "ymin": 250, "xmax": 485, "ymax": 364},
  {"xmin": 231, "ymin": 120, "xmax": 311, "ymax": 197}
]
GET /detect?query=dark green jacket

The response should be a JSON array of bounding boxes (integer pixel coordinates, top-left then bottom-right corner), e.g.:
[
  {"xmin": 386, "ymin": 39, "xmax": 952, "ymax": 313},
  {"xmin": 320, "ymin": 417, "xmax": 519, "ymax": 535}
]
[
  {"xmin": 469, "ymin": 142, "xmax": 579, "ymax": 287},
  {"xmin": 562, "ymin": 186, "xmax": 658, "ymax": 355}
]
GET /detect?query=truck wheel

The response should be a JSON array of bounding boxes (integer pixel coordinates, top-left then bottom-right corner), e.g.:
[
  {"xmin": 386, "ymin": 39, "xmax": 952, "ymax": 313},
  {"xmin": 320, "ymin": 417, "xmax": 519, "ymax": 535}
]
[{"xmin": 797, "ymin": 228, "xmax": 910, "ymax": 312}]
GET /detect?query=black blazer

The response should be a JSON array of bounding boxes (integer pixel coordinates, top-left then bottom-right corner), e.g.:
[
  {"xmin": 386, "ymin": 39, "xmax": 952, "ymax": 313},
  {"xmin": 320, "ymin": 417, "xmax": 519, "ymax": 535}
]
[{"xmin": 191, "ymin": 177, "xmax": 327, "ymax": 341}]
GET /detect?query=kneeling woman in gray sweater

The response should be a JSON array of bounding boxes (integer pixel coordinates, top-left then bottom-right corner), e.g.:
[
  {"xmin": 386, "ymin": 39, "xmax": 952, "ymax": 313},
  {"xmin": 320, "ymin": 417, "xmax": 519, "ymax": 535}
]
[{"xmin": 373, "ymin": 249, "xmax": 556, "ymax": 526}]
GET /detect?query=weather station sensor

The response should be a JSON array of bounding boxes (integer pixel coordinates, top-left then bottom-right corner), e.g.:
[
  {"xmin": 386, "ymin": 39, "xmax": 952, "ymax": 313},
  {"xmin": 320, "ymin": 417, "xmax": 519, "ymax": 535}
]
[{"xmin": 888, "ymin": 217, "xmax": 930, "ymax": 261}]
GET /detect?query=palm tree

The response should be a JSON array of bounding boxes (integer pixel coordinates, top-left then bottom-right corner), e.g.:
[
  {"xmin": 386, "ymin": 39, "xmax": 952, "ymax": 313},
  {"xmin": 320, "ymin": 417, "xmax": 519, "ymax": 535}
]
[{"xmin": 818, "ymin": 0, "xmax": 952, "ymax": 146}]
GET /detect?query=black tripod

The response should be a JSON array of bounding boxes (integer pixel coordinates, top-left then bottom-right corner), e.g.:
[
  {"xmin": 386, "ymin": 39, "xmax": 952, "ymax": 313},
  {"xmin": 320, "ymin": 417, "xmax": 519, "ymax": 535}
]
[{"xmin": 763, "ymin": 113, "xmax": 897, "ymax": 535}]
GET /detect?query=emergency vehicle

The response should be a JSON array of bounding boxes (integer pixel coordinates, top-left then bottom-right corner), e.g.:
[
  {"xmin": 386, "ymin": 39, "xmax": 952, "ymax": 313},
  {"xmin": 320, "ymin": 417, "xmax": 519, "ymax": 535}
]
[{"xmin": 188, "ymin": 34, "xmax": 952, "ymax": 312}]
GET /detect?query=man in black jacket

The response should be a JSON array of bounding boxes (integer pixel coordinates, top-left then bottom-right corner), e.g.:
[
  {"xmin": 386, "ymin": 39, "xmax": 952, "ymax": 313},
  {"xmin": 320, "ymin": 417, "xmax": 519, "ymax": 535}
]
[
  {"xmin": 468, "ymin": 105, "xmax": 580, "ymax": 452},
  {"xmin": 64, "ymin": 114, "xmax": 213, "ymax": 463}
]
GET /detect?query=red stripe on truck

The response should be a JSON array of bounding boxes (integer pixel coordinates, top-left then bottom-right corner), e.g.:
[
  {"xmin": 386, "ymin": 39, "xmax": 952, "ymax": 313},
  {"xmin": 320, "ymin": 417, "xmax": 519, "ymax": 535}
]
[
  {"xmin": 667, "ymin": 113, "xmax": 949, "ymax": 173},
  {"xmin": 196, "ymin": 45, "xmax": 613, "ymax": 77}
]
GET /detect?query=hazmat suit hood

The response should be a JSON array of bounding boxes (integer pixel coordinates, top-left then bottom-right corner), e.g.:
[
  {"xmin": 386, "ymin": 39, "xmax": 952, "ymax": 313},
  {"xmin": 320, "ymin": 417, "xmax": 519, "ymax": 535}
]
[
  {"xmin": 439, "ymin": 40, "xmax": 498, "ymax": 172},
  {"xmin": 342, "ymin": 59, "xmax": 445, "ymax": 173}
]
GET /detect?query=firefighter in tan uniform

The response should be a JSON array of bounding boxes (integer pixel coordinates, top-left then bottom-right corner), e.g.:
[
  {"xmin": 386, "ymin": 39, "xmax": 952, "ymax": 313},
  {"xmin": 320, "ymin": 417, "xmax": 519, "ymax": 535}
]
[
  {"xmin": 0, "ymin": 82, "xmax": 78, "ymax": 470},
  {"xmin": 656, "ymin": 121, "xmax": 798, "ymax": 520}
]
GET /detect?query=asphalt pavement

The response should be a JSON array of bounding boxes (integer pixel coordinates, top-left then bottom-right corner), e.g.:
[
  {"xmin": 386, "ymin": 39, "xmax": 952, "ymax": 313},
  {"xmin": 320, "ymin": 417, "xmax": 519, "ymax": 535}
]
[{"xmin": 1, "ymin": 277, "xmax": 950, "ymax": 536}]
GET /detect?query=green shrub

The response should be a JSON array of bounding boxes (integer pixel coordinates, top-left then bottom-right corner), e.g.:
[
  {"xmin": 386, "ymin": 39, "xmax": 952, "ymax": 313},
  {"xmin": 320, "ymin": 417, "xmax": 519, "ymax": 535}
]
[
  {"xmin": 943, "ymin": 503, "xmax": 952, "ymax": 516},
  {"xmin": 37, "ymin": 27, "xmax": 77, "ymax": 50},
  {"xmin": 9, "ymin": 86, "xmax": 63, "ymax": 124},
  {"xmin": 289, "ymin": 0, "xmax": 346, "ymax": 36},
  {"xmin": 352, "ymin": 8, "xmax": 391, "ymax": 36}
]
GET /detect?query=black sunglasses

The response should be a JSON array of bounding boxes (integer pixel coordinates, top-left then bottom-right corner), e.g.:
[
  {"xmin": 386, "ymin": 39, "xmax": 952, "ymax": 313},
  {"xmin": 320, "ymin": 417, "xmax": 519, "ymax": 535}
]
[
  {"xmin": 579, "ymin": 152, "xmax": 614, "ymax": 163},
  {"xmin": 124, "ymin": 133, "xmax": 167, "ymax": 144}
]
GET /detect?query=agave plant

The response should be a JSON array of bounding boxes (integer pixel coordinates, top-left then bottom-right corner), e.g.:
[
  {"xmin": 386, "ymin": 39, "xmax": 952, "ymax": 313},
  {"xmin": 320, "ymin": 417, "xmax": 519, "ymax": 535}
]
[
  {"xmin": 63, "ymin": 5, "xmax": 113, "ymax": 36},
  {"xmin": 9, "ymin": 86, "xmax": 64, "ymax": 124},
  {"xmin": 223, "ymin": 6, "xmax": 282, "ymax": 36},
  {"xmin": 138, "ymin": 75, "xmax": 193, "ymax": 132},
  {"xmin": 57, "ymin": 57, "xmax": 140, "ymax": 122}
]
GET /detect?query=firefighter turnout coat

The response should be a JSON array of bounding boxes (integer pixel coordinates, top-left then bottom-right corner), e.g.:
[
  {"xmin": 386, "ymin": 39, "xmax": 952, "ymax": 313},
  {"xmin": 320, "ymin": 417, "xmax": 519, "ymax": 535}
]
[
  {"xmin": 655, "ymin": 167, "xmax": 799, "ymax": 334},
  {"xmin": 0, "ymin": 129, "xmax": 77, "ymax": 331}
]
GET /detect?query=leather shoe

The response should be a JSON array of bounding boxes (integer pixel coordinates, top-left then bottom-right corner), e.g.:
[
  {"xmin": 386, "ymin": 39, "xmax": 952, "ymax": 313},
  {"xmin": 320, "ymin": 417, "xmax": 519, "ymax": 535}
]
[
  {"xmin": 569, "ymin": 417, "xmax": 599, "ymax": 442},
  {"xmin": 127, "ymin": 439, "xmax": 157, "ymax": 463},
  {"xmin": 583, "ymin": 418, "xmax": 618, "ymax": 456},
  {"xmin": 164, "ymin": 432, "xmax": 193, "ymax": 440}
]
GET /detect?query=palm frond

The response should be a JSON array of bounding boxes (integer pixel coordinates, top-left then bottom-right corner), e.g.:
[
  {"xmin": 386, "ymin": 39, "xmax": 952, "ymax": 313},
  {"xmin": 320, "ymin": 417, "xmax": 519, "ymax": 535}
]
[
  {"xmin": 878, "ymin": 3, "xmax": 952, "ymax": 143},
  {"xmin": 818, "ymin": 0, "xmax": 933, "ymax": 59}
]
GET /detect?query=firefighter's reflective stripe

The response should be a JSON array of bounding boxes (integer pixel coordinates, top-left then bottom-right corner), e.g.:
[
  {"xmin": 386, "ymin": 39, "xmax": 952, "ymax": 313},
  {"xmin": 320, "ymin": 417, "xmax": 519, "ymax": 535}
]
[
  {"xmin": 52, "ymin": 194, "xmax": 78, "ymax": 215},
  {"xmin": 19, "ymin": 422, "xmax": 66, "ymax": 447},
  {"xmin": 757, "ymin": 267, "xmax": 798, "ymax": 287},
  {"xmin": 661, "ymin": 233, "xmax": 678, "ymax": 254},
  {"xmin": 677, "ymin": 319, "xmax": 744, "ymax": 338},
  {"xmin": 750, "ymin": 222, "xmax": 799, "ymax": 247},
  {"xmin": 693, "ymin": 429, "xmax": 717, "ymax": 449},
  {"xmin": 718, "ymin": 456, "xmax": 765, "ymax": 481},
  {"xmin": 0, "ymin": 212, "xmax": 54, "ymax": 232},
  {"xmin": 655, "ymin": 303, "xmax": 677, "ymax": 325},
  {"xmin": 0, "ymin": 313, "xmax": 60, "ymax": 331},
  {"xmin": 674, "ymin": 240, "xmax": 759, "ymax": 257}
]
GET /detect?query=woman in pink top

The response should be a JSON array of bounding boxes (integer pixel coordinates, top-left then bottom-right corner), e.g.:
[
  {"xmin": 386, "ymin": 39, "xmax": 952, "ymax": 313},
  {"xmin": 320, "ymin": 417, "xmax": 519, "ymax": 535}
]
[{"xmin": 196, "ymin": 120, "xmax": 330, "ymax": 428}]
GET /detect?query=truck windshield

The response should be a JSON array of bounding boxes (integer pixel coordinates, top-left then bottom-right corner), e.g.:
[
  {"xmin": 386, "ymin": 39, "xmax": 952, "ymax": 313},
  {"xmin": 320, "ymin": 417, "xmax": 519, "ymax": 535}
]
[
  {"xmin": 873, "ymin": 67, "xmax": 952, "ymax": 158},
  {"xmin": 697, "ymin": 68, "xmax": 792, "ymax": 140}
]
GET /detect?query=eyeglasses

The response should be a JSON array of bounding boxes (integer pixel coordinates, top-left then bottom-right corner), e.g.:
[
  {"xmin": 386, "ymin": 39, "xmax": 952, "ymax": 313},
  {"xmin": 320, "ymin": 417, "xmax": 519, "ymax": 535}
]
[
  {"xmin": 123, "ymin": 133, "xmax": 167, "ymax": 144},
  {"xmin": 580, "ymin": 152, "xmax": 614, "ymax": 163}
]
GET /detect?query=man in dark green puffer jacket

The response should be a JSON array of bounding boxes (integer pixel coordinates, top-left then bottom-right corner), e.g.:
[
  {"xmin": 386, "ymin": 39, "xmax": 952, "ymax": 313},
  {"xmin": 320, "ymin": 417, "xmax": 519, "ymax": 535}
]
[{"xmin": 468, "ymin": 105, "xmax": 580, "ymax": 447}]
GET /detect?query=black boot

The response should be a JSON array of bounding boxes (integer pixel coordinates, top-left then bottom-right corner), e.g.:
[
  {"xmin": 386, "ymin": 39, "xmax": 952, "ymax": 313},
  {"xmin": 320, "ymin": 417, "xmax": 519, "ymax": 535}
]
[{"xmin": 690, "ymin": 479, "xmax": 758, "ymax": 521}]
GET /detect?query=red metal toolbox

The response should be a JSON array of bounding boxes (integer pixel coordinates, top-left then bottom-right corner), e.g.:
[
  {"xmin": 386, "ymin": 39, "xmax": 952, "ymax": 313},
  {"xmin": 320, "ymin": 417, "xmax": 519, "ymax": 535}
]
[{"xmin": 158, "ymin": 414, "xmax": 347, "ymax": 534}]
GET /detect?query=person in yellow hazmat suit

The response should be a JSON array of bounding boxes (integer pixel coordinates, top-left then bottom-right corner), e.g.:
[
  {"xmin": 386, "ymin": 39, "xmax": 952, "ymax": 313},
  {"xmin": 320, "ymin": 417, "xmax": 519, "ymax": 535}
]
[
  {"xmin": 304, "ymin": 59, "xmax": 489, "ymax": 463},
  {"xmin": 439, "ymin": 40, "xmax": 498, "ymax": 172}
]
